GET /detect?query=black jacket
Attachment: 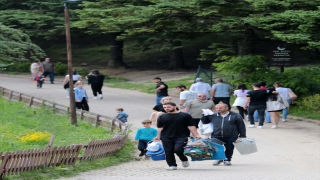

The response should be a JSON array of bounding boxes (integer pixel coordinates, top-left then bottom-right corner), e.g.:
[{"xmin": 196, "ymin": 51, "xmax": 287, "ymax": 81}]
[
  {"xmin": 201, "ymin": 111, "xmax": 246, "ymax": 138},
  {"xmin": 88, "ymin": 75, "xmax": 105, "ymax": 85}
]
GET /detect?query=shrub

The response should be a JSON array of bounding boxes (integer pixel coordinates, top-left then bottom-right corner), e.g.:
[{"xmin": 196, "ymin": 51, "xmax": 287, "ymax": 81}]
[
  {"xmin": 299, "ymin": 94, "xmax": 320, "ymax": 112},
  {"xmin": 76, "ymin": 68, "xmax": 90, "ymax": 77},
  {"xmin": 20, "ymin": 131, "xmax": 51, "ymax": 144},
  {"xmin": 6, "ymin": 62, "xmax": 30, "ymax": 72},
  {"xmin": 55, "ymin": 62, "xmax": 68, "ymax": 75}
]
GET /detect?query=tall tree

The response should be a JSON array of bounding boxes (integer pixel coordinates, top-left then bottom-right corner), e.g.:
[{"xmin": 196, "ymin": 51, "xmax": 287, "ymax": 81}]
[{"xmin": 0, "ymin": 23, "xmax": 45, "ymax": 63}]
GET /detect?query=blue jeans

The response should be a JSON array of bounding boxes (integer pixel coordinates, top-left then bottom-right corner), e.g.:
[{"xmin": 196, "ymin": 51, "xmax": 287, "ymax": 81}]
[
  {"xmin": 156, "ymin": 96, "xmax": 166, "ymax": 105},
  {"xmin": 282, "ymin": 99, "xmax": 291, "ymax": 119},
  {"xmin": 254, "ymin": 110, "xmax": 270, "ymax": 123},
  {"xmin": 214, "ymin": 137, "xmax": 238, "ymax": 161},
  {"xmin": 43, "ymin": 71, "xmax": 54, "ymax": 83}
]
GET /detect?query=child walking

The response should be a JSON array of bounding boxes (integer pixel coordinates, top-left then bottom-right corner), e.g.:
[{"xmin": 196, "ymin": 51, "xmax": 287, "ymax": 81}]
[
  {"xmin": 135, "ymin": 120, "xmax": 157, "ymax": 158},
  {"xmin": 34, "ymin": 72, "xmax": 45, "ymax": 88},
  {"xmin": 74, "ymin": 81, "xmax": 89, "ymax": 111},
  {"xmin": 115, "ymin": 108, "xmax": 129, "ymax": 123}
]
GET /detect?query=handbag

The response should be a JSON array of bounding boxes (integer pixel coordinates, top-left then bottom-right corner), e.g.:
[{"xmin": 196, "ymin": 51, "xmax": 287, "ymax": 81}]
[
  {"xmin": 198, "ymin": 121, "xmax": 213, "ymax": 135},
  {"xmin": 288, "ymin": 89, "xmax": 297, "ymax": 101},
  {"xmin": 64, "ymin": 81, "xmax": 69, "ymax": 89}
]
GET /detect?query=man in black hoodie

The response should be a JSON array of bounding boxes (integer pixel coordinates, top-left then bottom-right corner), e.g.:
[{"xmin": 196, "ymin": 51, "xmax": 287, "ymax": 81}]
[{"xmin": 201, "ymin": 103, "xmax": 246, "ymax": 166}]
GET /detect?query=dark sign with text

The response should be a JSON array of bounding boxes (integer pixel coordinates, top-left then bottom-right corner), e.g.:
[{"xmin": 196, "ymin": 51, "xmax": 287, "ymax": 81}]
[{"xmin": 269, "ymin": 46, "xmax": 293, "ymax": 66}]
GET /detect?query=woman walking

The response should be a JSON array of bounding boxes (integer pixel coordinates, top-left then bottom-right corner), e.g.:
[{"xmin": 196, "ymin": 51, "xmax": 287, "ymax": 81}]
[
  {"xmin": 74, "ymin": 81, "xmax": 89, "ymax": 111},
  {"xmin": 273, "ymin": 82, "xmax": 292, "ymax": 122},
  {"xmin": 266, "ymin": 92, "xmax": 289, "ymax": 129},
  {"xmin": 63, "ymin": 70, "xmax": 82, "ymax": 98},
  {"xmin": 232, "ymin": 84, "xmax": 249, "ymax": 120},
  {"xmin": 87, "ymin": 69, "xmax": 105, "ymax": 100}
]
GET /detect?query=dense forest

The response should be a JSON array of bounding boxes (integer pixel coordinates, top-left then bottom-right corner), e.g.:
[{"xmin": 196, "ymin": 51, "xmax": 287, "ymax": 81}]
[{"xmin": 1, "ymin": 0, "xmax": 320, "ymax": 69}]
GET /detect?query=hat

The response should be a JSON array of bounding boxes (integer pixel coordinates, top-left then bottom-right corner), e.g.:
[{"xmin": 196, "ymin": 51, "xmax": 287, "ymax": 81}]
[{"xmin": 196, "ymin": 78, "xmax": 203, "ymax": 82}]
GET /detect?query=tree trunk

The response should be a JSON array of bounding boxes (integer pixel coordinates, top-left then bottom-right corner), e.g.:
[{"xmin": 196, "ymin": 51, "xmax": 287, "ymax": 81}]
[
  {"xmin": 237, "ymin": 28, "xmax": 254, "ymax": 56},
  {"xmin": 108, "ymin": 33, "xmax": 128, "ymax": 68},
  {"xmin": 168, "ymin": 40, "xmax": 187, "ymax": 70}
]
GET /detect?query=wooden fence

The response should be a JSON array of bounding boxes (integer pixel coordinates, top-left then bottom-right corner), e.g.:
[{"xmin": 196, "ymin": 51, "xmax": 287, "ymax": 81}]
[{"xmin": 0, "ymin": 87, "xmax": 129, "ymax": 179}]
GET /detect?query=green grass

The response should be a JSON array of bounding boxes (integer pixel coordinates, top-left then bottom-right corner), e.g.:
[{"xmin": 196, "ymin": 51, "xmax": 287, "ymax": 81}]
[
  {"xmin": 288, "ymin": 105, "xmax": 320, "ymax": 120},
  {"xmin": 5, "ymin": 140, "xmax": 136, "ymax": 180},
  {"xmin": 0, "ymin": 97, "xmax": 136, "ymax": 179},
  {"xmin": 0, "ymin": 98, "xmax": 114, "ymax": 152}
]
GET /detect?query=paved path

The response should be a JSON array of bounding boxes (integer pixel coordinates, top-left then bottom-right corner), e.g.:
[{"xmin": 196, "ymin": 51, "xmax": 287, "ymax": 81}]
[{"xmin": 0, "ymin": 75, "xmax": 319, "ymax": 180}]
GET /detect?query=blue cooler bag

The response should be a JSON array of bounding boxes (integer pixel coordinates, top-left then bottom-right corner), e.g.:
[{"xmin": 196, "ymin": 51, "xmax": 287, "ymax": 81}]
[{"xmin": 146, "ymin": 145, "xmax": 166, "ymax": 161}]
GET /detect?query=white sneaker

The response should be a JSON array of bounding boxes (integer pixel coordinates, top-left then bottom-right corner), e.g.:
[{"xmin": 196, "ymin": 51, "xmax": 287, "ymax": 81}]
[
  {"xmin": 257, "ymin": 126, "xmax": 263, "ymax": 129},
  {"xmin": 271, "ymin": 125, "xmax": 278, "ymax": 129},
  {"xmin": 166, "ymin": 166, "xmax": 177, "ymax": 170},
  {"xmin": 282, "ymin": 118, "xmax": 287, "ymax": 122},
  {"xmin": 66, "ymin": 96, "xmax": 69, "ymax": 99},
  {"xmin": 99, "ymin": 94, "xmax": 103, "ymax": 99},
  {"xmin": 247, "ymin": 124, "xmax": 255, "ymax": 128},
  {"xmin": 92, "ymin": 97, "xmax": 98, "ymax": 100},
  {"xmin": 182, "ymin": 161, "xmax": 189, "ymax": 168}
]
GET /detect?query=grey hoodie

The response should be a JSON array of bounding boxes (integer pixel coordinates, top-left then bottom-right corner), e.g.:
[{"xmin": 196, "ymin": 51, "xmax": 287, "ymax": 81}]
[{"xmin": 201, "ymin": 111, "xmax": 246, "ymax": 137}]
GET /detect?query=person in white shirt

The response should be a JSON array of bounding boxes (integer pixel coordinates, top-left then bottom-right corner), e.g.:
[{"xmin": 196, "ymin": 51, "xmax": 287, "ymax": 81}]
[
  {"xmin": 273, "ymin": 82, "xmax": 291, "ymax": 122},
  {"xmin": 175, "ymin": 85, "xmax": 197, "ymax": 109},
  {"xmin": 190, "ymin": 78, "xmax": 212, "ymax": 100},
  {"xmin": 63, "ymin": 70, "xmax": 82, "ymax": 98}
]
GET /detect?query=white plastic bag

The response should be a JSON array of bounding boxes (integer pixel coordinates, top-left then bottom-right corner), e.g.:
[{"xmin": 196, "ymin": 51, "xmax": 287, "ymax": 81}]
[
  {"xmin": 198, "ymin": 121, "xmax": 213, "ymax": 135},
  {"xmin": 234, "ymin": 138, "xmax": 258, "ymax": 155},
  {"xmin": 146, "ymin": 141, "xmax": 161, "ymax": 152}
]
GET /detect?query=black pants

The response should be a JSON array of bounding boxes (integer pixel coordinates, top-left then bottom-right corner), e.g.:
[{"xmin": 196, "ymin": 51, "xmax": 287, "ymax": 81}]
[
  {"xmin": 91, "ymin": 83, "xmax": 103, "ymax": 96},
  {"xmin": 248, "ymin": 105, "xmax": 266, "ymax": 126},
  {"xmin": 76, "ymin": 97, "xmax": 89, "ymax": 111},
  {"xmin": 137, "ymin": 140, "xmax": 149, "ymax": 153},
  {"xmin": 236, "ymin": 106, "xmax": 247, "ymax": 119},
  {"xmin": 36, "ymin": 81, "xmax": 43, "ymax": 88},
  {"xmin": 214, "ymin": 137, "xmax": 238, "ymax": 161},
  {"xmin": 161, "ymin": 137, "xmax": 188, "ymax": 167},
  {"xmin": 193, "ymin": 118, "xmax": 201, "ymax": 128},
  {"xmin": 213, "ymin": 97, "xmax": 231, "ymax": 110}
]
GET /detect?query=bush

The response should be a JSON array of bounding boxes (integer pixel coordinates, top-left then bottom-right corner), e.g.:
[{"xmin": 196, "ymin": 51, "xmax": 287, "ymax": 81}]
[
  {"xmin": 299, "ymin": 94, "xmax": 320, "ymax": 112},
  {"xmin": 55, "ymin": 62, "xmax": 68, "ymax": 75},
  {"xmin": 6, "ymin": 62, "xmax": 30, "ymax": 72},
  {"xmin": 76, "ymin": 68, "xmax": 90, "ymax": 77}
]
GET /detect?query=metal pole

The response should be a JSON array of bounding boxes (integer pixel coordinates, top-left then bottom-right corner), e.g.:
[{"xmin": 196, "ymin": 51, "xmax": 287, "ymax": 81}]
[{"xmin": 64, "ymin": 3, "xmax": 77, "ymax": 125}]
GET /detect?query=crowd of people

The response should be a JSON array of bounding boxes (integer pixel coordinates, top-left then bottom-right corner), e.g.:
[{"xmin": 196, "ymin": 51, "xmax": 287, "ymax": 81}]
[{"xmin": 134, "ymin": 76, "xmax": 296, "ymax": 170}]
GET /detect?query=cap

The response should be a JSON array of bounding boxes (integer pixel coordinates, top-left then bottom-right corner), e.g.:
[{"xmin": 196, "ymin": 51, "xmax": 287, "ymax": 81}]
[{"xmin": 196, "ymin": 78, "xmax": 203, "ymax": 82}]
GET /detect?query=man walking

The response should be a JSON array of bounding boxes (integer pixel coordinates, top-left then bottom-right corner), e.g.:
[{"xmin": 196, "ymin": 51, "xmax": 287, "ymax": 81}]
[
  {"xmin": 42, "ymin": 57, "xmax": 56, "ymax": 84},
  {"xmin": 210, "ymin": 78, "xmax": 232, "ymax": 110},
  {"xmin": 201, "ymin": 103, "xmax": 246, "ymax": 166},
  {"xmin": 153, "ymin": 77, "xmax": 168, "ymax": 105},
  {"xmin": 184, "ymin": 93, "xmax": 215, "ymax": 128},
  {"xmin": 190, "ymin": 78, "xmax": 212, "ymax": 99},
  {"xmin": 154, "ymin": 102, "xmax": 201, "ymax": 170},
  {"xmin": 175, "ymin": 85, "xmax": 197, "ymax": 110}
]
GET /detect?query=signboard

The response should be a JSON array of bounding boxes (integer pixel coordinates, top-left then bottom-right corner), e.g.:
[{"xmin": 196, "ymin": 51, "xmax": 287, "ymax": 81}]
[{"xmin": 269, "ymin": 46, "xmax": 293, "ymax": 66}]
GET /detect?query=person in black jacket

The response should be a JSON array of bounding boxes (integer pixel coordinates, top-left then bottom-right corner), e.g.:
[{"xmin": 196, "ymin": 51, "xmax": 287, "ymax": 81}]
[
  {"xmin": 87, "ymin": 69, "xmax": 105, "ymax": 100},
  {"xmin": 201, "ymin": 103, "xmax": 246, "ymax": 166}
]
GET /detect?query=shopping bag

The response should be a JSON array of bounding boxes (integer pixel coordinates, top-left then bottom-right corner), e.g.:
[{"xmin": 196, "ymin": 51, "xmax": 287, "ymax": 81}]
[
  {"xmin": 198, "ymin": 121, "xmax": 213, "ymax": 135},
  {"xmin": 146, "ymin": 141, "xmax": 161, "ymax": 152},
  {"xmin": 234, "ymin": 138, "xmax": 258, "ymax": 155}
]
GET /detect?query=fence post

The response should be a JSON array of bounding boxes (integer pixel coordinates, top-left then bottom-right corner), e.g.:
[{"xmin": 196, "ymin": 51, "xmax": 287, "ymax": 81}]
[
  {"xmin": 29, "ymin": 97, "xmax": 34, "ymax": 107},
  {"xmin": 95, "ymin": 115, "xmax": 101, "ymax": 126},
  {"xmin": 18, "ymin": 93, "xmax": 22, "ymax": 101},
  {"xmin": 0, "ymin": 152, "xmax": 10, "ymax": 179},
  {"xmin": 9, "ymin": 91, "xmax": 13, "ymax": 99}
]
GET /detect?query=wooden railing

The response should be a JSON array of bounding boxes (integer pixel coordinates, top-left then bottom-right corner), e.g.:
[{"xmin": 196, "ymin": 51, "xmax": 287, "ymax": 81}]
[{"xmin": 0, "ymin": 87, "xmax": 128, "ymax": 179}]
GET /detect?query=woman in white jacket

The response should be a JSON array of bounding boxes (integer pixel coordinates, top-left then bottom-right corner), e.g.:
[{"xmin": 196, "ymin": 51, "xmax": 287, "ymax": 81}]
[{"xmin": 266, "ymin": 92, "xmax": 289, "ymax": 129}]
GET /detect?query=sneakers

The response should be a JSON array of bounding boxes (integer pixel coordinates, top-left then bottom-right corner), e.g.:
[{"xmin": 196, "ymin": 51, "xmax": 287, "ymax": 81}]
[
  {"xmin": 257, "ymin": 126, "xmax": 263, "ymax": 129},
  {"xmin": 99, "ymin": 94, "xmax": 103, "ymax": 99},
  {"xmin": 224, "ymin": 161, "xmax": 232, "ymax": 166},
  {"xmin": 92, "ymin": 97, "xmax": 98, "ymax": 100},
  {"xmin": 145, "ymin": 155, "xmax": 150, "ymax": 160},
  {"xmin": 182, "ymin": 161, "xmax": 189, "ymax": 168},
  {"xmin": 271, "ymin": 125, "xmax": 278, "ymax": 129},
  {"xmin": 213, "ymin": 160, "xmax": 223, "ymax": 166},
  {"xmin": 66, "ymin": 96, "xmax": 70, "ymax": 99},
  {"xmin": 51, "ymin": 82, "xmax": 54, "ymax": 84},
  {"xmin": 282, "ymin": 118, "xmax": 287, "ymax": 122},
  {"xmin": 247, "ymin": 124, "xmax": 255, "ymax": 128},
  {"xmin": 166, "ymin": 166, "xmax": 177, "ymax": 170}
]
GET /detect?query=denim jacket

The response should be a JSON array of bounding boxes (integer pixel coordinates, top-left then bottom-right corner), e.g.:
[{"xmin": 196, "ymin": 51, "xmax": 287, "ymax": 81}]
[{"xmin": 74, "ymin": 87, "xmax": 88, "ymax": 101}]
